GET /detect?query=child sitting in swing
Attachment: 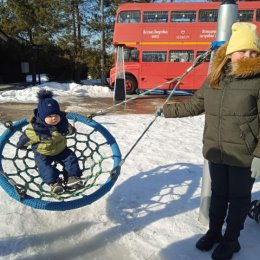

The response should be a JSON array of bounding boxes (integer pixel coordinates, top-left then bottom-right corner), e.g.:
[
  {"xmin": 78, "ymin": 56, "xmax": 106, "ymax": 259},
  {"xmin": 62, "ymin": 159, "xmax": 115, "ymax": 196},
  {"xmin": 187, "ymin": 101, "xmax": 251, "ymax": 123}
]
[{"xmin": 17, "ymin": 89, "xmax": 82, "ymax": 194}]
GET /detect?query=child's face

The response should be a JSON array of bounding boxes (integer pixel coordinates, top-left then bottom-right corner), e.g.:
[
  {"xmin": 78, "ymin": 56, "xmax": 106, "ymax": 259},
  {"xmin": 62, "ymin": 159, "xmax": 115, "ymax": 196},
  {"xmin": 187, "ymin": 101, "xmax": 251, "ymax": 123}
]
[
  {"xmin": 230, "ymin": 49, "xmax": 258, "ymax": 62},
  {"xmin": 44, "ymin": 114, "xmax": 61, "ymax": 125}
]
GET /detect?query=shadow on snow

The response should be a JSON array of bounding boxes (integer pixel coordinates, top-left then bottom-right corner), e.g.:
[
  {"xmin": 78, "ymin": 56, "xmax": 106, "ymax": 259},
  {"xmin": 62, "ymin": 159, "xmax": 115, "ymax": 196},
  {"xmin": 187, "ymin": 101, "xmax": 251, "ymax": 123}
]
[{"xmin": 1, "ymin": 163, "xmax": 259, "ymax": 259}]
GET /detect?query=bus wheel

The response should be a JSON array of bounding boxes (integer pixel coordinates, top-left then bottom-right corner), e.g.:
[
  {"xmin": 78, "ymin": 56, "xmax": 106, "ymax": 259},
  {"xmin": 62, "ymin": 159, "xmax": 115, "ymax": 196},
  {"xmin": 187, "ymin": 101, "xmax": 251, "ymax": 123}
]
[{"xmin": 125, "ymin": 75, "xmax": 137, "ymax": 94}]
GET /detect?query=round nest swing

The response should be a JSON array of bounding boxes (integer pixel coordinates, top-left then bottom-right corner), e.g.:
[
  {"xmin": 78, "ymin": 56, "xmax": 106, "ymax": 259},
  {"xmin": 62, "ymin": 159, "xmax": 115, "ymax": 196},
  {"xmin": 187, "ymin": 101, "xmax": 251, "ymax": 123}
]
[{"xmin": 0, "ymin": 112, "xmax": 121, "ymax": 211}]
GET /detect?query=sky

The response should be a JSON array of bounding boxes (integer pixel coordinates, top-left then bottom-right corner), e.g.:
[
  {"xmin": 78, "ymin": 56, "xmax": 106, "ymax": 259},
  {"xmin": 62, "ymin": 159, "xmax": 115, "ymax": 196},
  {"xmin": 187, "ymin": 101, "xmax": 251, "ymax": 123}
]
[{"xmin": 0, "ymin": 82, "xmax": 259, "ymax": 260}]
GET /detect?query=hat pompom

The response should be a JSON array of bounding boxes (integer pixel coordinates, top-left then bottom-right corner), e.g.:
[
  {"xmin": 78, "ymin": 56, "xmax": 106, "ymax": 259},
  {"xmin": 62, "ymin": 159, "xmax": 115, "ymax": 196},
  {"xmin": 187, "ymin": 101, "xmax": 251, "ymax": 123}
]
[{"xmin": 37, "ymin": 89, "xmax": 54, "ymax": 100}]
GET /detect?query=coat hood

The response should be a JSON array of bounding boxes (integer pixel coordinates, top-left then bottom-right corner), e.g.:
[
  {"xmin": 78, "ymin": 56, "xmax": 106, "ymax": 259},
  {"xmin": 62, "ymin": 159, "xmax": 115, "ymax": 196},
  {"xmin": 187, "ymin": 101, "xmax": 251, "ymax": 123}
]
[{"xmin": 211, "ymin": 43, "xmax": 260, "ymax": 78}]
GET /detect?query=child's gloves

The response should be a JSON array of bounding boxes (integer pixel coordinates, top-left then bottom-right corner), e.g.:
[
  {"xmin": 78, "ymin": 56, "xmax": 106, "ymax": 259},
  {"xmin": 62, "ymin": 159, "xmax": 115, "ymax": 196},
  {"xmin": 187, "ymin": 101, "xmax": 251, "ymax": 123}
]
[{"xmin": 251, "ymin": 157, "xmax": 260, "ymax": 179}]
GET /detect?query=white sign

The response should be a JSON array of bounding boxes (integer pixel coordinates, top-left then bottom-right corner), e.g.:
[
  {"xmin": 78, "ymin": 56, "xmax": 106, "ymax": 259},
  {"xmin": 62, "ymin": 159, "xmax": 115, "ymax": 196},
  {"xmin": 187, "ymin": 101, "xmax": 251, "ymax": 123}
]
[
  {"xmin": 199, "ymin": 29, "xmax": 216, "ymax": 39},
  {"xmin": 143, "ymin": 29, "xmax": 169, "ymax": 39}
]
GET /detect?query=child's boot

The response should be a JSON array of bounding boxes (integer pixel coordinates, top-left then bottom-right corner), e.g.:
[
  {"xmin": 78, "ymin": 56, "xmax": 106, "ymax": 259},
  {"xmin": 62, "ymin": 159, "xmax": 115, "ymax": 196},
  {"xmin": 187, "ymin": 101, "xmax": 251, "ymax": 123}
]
[
  {"xmin": 50, "ymin": 182, "xmax": 64, "ymax": 194},
  {"xmin": 196, "ymin": 230, "xmax": 223, "ymax": 251},
  {"xmin": 67, "ymin": 176, "xmax": 83, "ymax": 189},
  {"xmin": 211, "ymin": 239, "xmax": 240, "ymax": 260}
]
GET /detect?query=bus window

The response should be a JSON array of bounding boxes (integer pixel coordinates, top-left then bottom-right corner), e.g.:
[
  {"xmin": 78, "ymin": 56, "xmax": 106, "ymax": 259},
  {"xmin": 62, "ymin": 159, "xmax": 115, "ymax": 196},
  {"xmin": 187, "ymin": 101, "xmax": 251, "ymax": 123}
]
[
  {"xmin": 237, "ymin": 10, "xmax": 254, "ymax": 22},
  {"xmin": 124, "ymin": 49, "xmax": 130, "ymax": 61},
  {"xmin": 257, "ymin": 9, "xmax": 260, "ymax": 22},
  {"xmin": 142, "ymin": 51, "xmax": 167, "ymax": 62},
  {"xmin": 169, "ymin": 50, "xmax": 194, "ymax": 62},
  {"xmin": 118, "ymin": 11, "xmax": 140, "ymax": 23},
  {"xmin": 143, "ymin": 11, "xmax": 168, "ymax": 23},
  {"xmin": 171, "ymin": 11, "xmax": 196, "ymax": 23},
  {"xmin": 199, "ymin": 9, "xmax": 218, "ymax": 22},
  {"xmin": 130, "ymin": 49, "xmax": 139, "ymax": 61},
  {"xmin": 123, "ymin": 48, "xmax": 139, "ymax": 62},
  {"xmin": 196, "ymin": 51, "xmax": 211, "ymax": 62}
]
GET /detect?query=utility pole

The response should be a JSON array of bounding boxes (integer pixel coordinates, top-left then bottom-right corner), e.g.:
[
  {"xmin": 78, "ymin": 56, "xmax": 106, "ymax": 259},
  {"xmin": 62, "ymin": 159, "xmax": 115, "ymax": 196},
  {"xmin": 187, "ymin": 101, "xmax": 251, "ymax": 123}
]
[{"xmin": 100, "ymin": 0, "xmax": 105, "ymax": 86}]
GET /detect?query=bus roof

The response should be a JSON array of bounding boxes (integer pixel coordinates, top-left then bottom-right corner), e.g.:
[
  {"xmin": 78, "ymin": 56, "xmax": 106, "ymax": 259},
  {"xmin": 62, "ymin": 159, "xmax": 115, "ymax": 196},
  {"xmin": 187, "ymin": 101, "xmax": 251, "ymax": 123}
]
[
  {"xmin": 113, "ymin": 1, "xmax": 260, "ymax": 47},
  {"xmin": 117, "ymin": 1, "xmax": 260, "ymax": 12}
]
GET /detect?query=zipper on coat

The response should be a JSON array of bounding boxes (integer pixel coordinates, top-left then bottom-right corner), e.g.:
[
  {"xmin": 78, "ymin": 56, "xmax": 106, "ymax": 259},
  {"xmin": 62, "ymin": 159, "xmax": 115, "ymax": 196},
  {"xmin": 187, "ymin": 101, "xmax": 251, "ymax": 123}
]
[{"xmin": 218, "ymin": 86, "xmax": 225, "ymax": 162}]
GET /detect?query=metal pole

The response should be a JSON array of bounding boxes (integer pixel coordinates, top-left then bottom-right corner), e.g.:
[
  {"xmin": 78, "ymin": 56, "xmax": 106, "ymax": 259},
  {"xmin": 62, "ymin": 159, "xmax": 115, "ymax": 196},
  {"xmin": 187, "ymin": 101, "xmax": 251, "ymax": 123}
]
[
  {"xmin": 100, "ymin": 0, "xmax": 105, "ymax": 86},
  {"xmin": 31, "ymin": 45, "xmax": 37, "ymax": 86},
  {"xmin": 114, "ymin": 45, "xmax": 126, "ymax": 101},
  {"xmin": 37, "ymin": 47, "xmax": 41, "ymax": 85},
  {"xmin": 216, "ymin": 0, "xmax": 238, "ymax": 42},
  {"xmin": 199, "ymin": 0, "xmax": 238, "ymax": 226}
]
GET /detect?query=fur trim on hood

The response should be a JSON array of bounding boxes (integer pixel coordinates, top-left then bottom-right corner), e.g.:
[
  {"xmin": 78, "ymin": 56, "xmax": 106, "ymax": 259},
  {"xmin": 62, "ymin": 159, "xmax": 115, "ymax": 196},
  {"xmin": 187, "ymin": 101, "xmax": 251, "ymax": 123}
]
[{"xmin": 211, "ymin": 43, "xmax": 260, "ymax": 78}]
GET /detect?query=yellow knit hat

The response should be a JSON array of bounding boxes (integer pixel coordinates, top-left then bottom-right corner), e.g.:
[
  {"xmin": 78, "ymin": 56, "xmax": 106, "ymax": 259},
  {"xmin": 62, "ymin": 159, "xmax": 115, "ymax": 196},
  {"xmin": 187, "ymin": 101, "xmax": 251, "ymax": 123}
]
[{"xmin": 226, "ymin": 22, "xmax": 260, "ymax": 55}]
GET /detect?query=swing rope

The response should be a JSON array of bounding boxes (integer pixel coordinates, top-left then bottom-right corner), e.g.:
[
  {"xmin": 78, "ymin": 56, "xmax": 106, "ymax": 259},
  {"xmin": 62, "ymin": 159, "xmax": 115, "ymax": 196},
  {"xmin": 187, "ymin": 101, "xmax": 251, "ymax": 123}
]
[
  {"xmin": 0, "ymin": 42, "xmax": 221, "ymax": 210},
  {"xmin": 88, "ymin": 76, "xmax": 180, "ymax": 119},
  {"xmin": 89, "ymin": 44, "xmax": 214, "ymax": 119},
  {"xmin": 106, "ymin": 44, "xmax": 215, "ymax": 171}
]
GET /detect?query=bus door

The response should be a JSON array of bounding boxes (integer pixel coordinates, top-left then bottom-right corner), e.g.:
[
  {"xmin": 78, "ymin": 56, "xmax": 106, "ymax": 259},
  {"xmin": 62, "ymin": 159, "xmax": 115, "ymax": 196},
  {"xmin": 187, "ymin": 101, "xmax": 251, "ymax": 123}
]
[{"xmin": 140, "ymin": 50, "xmax": 168, "ymax": 90}]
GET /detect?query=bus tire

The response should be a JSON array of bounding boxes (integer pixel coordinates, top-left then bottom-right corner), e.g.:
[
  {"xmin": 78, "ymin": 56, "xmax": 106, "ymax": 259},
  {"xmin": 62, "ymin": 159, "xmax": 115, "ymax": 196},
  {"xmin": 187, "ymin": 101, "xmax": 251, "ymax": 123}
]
[{"xmin": 125, "ymin": 75, "xmax": 137, "ymax": 94}]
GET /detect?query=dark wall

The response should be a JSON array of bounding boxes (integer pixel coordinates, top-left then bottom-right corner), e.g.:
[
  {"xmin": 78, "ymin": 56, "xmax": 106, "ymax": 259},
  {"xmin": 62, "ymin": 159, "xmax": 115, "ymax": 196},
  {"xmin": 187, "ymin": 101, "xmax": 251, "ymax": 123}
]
[
  {"xmin": 0, "ymin": 39, "xmax": 87, "ymax": 84},
  {"xmin": 0, "ymin": 40, "xmax": 25, "ymax": 83}
]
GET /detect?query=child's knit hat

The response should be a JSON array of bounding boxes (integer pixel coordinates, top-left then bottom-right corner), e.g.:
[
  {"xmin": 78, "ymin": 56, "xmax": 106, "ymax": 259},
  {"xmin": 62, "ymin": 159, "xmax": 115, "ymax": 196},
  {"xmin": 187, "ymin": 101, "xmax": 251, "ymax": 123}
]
[
  {"xmin": 226, "ymin": 22, "xmax": 260, "ymax": 55},
  {"xmin": 37, "ymin": 89, "xmax": 61, "ymax": 121}
]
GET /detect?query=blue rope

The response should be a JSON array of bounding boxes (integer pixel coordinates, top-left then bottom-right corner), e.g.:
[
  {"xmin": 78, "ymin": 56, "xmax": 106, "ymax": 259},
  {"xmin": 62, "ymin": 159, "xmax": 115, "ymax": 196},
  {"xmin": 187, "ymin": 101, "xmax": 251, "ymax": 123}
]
[{"xmin": 0, "ymin": 112, "xmax": 121, "ymax": 211}]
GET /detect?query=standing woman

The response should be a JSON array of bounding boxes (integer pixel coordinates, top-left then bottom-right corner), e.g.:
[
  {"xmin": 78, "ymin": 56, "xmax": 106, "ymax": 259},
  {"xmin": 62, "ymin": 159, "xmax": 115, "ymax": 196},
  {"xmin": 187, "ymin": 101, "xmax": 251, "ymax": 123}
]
[{"xmin": 161, "ymin": 22, "xmax": 260, "ymax": 260}]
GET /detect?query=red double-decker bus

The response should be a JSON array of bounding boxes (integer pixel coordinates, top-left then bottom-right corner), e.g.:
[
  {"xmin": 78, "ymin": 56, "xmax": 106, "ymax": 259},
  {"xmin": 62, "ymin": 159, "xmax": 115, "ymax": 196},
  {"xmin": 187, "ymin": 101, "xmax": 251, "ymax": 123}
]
[{"xmin": 110, "ymin": 1, "xmax": 260, "ymax": 94}]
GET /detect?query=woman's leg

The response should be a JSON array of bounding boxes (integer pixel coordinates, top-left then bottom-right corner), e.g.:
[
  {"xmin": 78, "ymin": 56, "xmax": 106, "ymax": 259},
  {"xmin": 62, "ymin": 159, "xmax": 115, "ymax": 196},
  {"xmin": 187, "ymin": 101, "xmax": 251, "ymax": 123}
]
[
  {"xmin": 211, "ymin": 165, "xmax": 255, "ymax": 260},
  {"xmin": 208, "ymin": 162, "xmax": 229, "ymax": 234},
  {"xmin": 196, "ymin": 162, "xmax": 228, "ymax": 251},
  {"xmin": 224, "ymin": 165, "xmax": 255, "ymax": 240}
]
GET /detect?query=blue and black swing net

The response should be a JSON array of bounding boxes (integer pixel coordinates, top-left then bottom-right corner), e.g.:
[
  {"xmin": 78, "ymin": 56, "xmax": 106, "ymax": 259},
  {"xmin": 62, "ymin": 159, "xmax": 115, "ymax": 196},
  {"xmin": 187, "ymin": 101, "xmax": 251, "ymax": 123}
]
[{"xmin": 0, "ymin": 112, "xmax": 121, "ymax": 211}]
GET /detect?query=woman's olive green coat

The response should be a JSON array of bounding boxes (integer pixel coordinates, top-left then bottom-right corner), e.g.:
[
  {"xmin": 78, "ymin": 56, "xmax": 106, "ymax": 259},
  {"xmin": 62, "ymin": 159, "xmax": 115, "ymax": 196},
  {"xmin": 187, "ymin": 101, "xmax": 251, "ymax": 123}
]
[{"xmin": 163, "ymin": 44, "xmax": 260, "ymax": 167}]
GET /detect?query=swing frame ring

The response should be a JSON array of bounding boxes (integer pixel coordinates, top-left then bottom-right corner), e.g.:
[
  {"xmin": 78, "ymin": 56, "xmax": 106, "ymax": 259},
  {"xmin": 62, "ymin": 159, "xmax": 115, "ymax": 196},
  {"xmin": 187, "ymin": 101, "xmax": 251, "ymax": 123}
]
[{"xmin": 0, "ymin": 112, "xmax": 121, "ymax": 211}]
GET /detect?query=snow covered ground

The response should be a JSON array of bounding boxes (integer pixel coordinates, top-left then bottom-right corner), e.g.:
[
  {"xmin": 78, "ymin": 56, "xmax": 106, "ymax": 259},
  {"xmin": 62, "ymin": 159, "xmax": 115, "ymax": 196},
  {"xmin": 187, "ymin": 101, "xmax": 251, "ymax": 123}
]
[{"xmin": 0, "ymin": 83, "xmax": 259, "ymax": 260}]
